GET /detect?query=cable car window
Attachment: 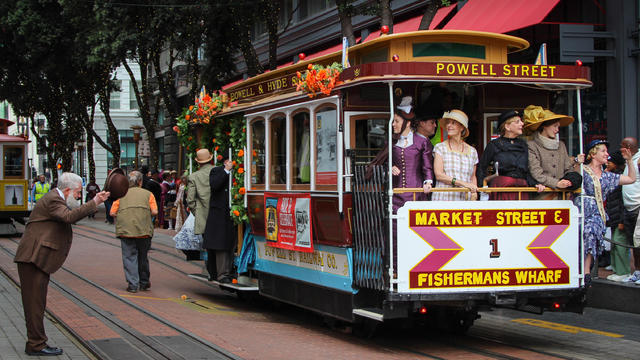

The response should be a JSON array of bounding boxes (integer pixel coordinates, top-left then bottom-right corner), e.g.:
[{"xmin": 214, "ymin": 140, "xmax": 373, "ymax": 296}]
[
  {"xmin": 351, "ymin": 115, "xmax": 388, "ymax": 165},
  {"xmin": 292, "ymin": 111, "xmax": 311, "ymax": 185},
  {"xmin": 4, "ymin": 146, "xmax": 24, "ymax": 179},
  {"xmin": 270, "ymin": 114, "xmax": 286, "ymax": 186},
  {"xmin": 315, "ymin": 106, "xmax": 337, "ymax": 185},
  {"xmin": 250, "ymin": 118, "xmax": 265, "ymax": 187}
]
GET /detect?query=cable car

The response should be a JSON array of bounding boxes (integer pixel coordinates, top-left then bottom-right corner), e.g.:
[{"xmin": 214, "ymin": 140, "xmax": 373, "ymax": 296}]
[
  {"xmin": 0, "ymin": 118, "xmax": 31, "ymax": 234},
  {"xmin": 193, "ymin": 30, "xmax": 590, "ymax": 332}
]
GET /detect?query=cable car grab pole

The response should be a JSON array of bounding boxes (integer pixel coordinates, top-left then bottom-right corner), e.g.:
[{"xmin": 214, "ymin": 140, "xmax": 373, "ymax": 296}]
[{"xmin": 387, "ymin": 81, "xmax": 395, "ymax": 289}]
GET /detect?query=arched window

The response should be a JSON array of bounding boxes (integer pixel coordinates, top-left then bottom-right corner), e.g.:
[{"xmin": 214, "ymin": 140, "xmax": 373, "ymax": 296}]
[
  {"xmin": 314, "ymin": 105, "xmax": 337, "ymax": 187},
  {"xmin": 249, "ymin": 118, "xmax": 265, "ymax": 188},
  {"xmin": 292, "ymin": 110, "xmax": 310, "ymax": 187},
  {"xmin": 269, "ymin": 113, "xmax": 286, "ymax": 188}
]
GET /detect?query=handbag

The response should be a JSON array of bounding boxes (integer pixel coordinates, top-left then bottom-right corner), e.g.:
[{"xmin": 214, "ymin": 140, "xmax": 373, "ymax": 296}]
[
  {"xmin": 633, "ymin": 214, "xmax": 640, "ymax": 248},
  {"xmin": 173, "ymin": 213, "xmax": 203, "ymax": 250}
]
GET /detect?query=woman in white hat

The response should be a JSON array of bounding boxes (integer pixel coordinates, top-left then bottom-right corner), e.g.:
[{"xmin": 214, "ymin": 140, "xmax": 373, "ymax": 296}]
[
  {"xmin": 432, "ymin": 110, "xmax": 479, "ymax": 201},
  {"xmin": 524, "ymin": 105, "xmax": 584, "ymax": 191},
  {"xmin": 477, "ymin": 110, "xmax": 545, "ymax": 200}
]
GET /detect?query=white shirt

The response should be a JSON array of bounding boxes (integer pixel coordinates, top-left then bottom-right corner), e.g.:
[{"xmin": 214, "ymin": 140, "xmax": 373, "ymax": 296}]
[
  {"xmin": 56, "ymin": 188, "xmax": 65, "ymax": 200},
  {"xmin": 622, "ymin": 150, "xmax": 640, "ymax": 211},
  {"xmin": 396, "ymin": 131, "xmax": 414, "ymax": 149}
]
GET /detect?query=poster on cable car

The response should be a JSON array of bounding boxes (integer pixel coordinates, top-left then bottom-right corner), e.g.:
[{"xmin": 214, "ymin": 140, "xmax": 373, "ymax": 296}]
[
  {"xmin": 264, "ymin": 192, "xmax": 313, "ymax": 252},
  {"xmin": 396, "ymin": 200, "xmax": 580, "ymax": 293}
]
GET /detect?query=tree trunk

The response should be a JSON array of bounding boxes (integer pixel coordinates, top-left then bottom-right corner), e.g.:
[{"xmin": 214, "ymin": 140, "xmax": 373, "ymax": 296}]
[
  {"xmin": 233, "ymin": 6, "xmax": 263, "ymax": 77},
  {"xmin": 336, "ymin": 0, "xmax": 356, "ymax": 46},
  {"xmin": 380, "ymin": 0, "xmax": 393, "ymax": 34},
  {"xmin": 124, "ymin": 51, "xmax": 158, "ymax": 170},
  {"xmin": 98, "ymin": 85, "xmax": 121, "ymax": 169},
  {"xmin": 152, "ymin": 47, "xmax": 180, "ymax": 124},
  {"xmin": 265, "ymin": 0, "xmax": 280, "ymax": 71},
  {"xmin": 419, "ymin": 1, "xmax": 441, "ymax": 30},
  {"xmin": 188, "ymin": 42, "xmax": 200, "ymax": 103}
]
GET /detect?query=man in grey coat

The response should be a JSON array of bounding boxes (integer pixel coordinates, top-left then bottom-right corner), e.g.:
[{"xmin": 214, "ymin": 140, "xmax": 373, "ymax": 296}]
[{"xmin": 186, "ymin": 149, "xmax": 214, "ymax": 276}]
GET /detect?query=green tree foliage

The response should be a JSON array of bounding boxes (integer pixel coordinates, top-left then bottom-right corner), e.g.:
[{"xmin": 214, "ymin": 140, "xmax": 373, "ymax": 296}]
[{"xmin": 0, "ymin": 0, "xmax": 118, "ymax": 178}]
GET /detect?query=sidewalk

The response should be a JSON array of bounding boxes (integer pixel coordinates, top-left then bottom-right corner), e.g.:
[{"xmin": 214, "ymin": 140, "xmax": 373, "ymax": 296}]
[{"xmin": 0, "ymin": 268, "xmax": 90, "ymax": 359}]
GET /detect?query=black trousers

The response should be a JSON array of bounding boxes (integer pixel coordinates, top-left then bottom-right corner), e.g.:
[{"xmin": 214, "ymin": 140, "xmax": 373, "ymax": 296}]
[
  {"xmin": 623, "ymin": 208, "xmax": 640, "ymax": 268},
  {"xmin": 206, "ymin": 249, "xmax": 233, "ymax": 280}
]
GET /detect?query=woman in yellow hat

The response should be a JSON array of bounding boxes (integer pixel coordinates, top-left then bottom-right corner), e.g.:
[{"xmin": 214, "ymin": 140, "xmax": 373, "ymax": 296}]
[{"xmin": 524, "ymin": 105, "xmax": 585, "ymax": 191}]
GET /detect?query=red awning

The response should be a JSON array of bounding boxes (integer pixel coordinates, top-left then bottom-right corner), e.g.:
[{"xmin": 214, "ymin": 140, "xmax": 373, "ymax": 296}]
[
  {"xmin": 363, "ymin": 15, "xmax": 423, "ymax": 42},
  {"xmin": 429, "ymin": 4, "xmax": 457, "ymax": 30},
  {"xmin": 443, "ymin": 0, "xmax": 560, "ymax": 34}
]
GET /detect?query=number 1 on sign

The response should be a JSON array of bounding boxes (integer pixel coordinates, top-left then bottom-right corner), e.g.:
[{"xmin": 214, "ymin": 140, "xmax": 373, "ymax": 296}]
[{"xmin": 490, "ymin": 239, "xmax": 500, "ymax": 258}]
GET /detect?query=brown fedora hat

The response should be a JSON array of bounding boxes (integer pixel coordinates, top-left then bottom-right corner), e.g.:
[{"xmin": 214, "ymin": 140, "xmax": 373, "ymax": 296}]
[
  {"xmin": 195, "ymin": 149, "xmax": 213, "ymax": 164},
  {"xmin": 105, "ymin": 168, "xmax": 129, "ymax": 200}
]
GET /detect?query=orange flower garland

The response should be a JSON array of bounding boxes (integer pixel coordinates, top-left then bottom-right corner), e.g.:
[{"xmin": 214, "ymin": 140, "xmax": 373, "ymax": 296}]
[{"xmin": 296, "ymin": 62, "xmax": 343, "ymax": 98}]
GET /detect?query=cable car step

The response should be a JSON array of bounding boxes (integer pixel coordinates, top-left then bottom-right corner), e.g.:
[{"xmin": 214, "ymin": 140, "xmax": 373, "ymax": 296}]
[
  {"xmin": 353, "ymin": 308, "xmax": 384, "ymax": 322},
  {"xmin": 188, "ymin": 273, "xmax": 259, "ymax": 291}
]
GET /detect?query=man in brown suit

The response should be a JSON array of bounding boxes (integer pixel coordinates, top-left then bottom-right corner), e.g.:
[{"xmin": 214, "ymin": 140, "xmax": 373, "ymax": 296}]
[{"xmin": 14, "ymin": 172, "xmax": 109, "ymax": 356}]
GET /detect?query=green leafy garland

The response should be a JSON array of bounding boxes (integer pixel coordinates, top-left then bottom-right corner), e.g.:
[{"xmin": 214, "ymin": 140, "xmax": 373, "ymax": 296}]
[{"xmin": 175, "ymin": 103, "xmax": 247, "ymax": 225}]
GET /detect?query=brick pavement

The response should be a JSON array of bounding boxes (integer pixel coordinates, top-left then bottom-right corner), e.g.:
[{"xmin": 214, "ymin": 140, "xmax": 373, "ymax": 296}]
[{"xmin": 0, "ymin": 264, "xmax": 90, "ymax": 359}]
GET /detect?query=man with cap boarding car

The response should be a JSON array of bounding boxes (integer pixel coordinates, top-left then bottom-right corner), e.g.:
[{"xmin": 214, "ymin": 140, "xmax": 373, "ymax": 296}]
[
  {"xmin": 14, "ymin": 172, "xmax": 110, "ymax": 356},
  {"xmin": 187, "ymin": 149, "xmax": 215, "ymax": 278}
]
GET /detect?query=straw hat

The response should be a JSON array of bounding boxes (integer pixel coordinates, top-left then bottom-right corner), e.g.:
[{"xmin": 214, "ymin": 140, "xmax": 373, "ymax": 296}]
[
  {"xmin": 439, "ymin": 109, "xmax": 469, "ymax": 138},
  {"xmin": 195, "ymin": 149, "xmax": 213, "ymax": 164},
  {"xmin": 523, "ymin": 105, "xmax": 574, "ymax": 133}
]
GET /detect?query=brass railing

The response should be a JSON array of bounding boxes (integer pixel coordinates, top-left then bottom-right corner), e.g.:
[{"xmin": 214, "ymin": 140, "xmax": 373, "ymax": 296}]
[{"xmin": 393, "ymin": 187, "xmax": 581, "ymax": 201}]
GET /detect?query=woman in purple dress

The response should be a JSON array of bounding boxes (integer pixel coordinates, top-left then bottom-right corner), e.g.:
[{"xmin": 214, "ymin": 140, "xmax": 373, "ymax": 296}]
[
  {"xmin": 369, "ymin": 96, "xmax": 434, "ymax": 212},
  {"xmin": 576, "ymin": 140, "xmax": 637, "ymax": 287}
]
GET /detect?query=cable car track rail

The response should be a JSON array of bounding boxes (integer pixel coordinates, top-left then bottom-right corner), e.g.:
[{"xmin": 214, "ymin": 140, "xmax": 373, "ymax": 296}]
[{"xmin": 0, "ymin": 238, "xmax": 241, "ymax": 360}]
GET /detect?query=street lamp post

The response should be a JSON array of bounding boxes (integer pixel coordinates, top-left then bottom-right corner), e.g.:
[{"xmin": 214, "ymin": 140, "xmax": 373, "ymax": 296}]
[{"xmin": 131, "ymin": 125, "xmax": 143, "ymax": 170}]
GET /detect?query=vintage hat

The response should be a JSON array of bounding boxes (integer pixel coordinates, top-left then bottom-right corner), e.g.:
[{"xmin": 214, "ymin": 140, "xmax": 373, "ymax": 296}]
[
  {"xmin": 560, "ymin": 171, "xmax": 582, "ymax": 191},
  {"xmin": 523, "ymin": 105, "xmax": 574, "ymax": 132},
  {"xmin": 608, "ymin": 151, "xmax": 625, "ymax": 166},
  {"xmin": 105, "ymin": 168, "xmax": 128, "ymax": 200},
  {"xmin": 416, "ymin": 107, "xmax": 441, "ymax": 122},
  {"xmin": 195, "ymin": 148, "xmax": 213, "ymax": 164},
  {"xmin": 396, "ymin": 96, "xmax": 415, "ymax": 120},
  {"xmin": 497, "ymin": 110, "xmax": 521, "ymax": 130},
  {"xmin": 439, "ymin": 109, "xmax": 469, "ymax": 138},
  {"xmin": 586, "ymin": 139, "xmax": 609, "ymax": 154}
]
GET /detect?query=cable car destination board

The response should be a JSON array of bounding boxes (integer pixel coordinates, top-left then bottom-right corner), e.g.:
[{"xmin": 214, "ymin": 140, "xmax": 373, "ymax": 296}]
[{"xmin": 396, "ymin": 200, "xmax": 579, "ymax": 293}]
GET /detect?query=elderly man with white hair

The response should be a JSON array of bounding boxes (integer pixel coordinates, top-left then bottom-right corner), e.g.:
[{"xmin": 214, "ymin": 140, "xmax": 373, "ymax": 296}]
[{"xmin": 14, "ymin": 172, "xmax": 110, "ymax": 356}]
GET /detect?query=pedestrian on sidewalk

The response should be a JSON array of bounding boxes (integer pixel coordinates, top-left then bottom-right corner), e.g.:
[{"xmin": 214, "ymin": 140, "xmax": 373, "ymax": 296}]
[
  {"xmin": 14, "ymin": 172, "xmax": 110, "ymax": 356},
  {"xmin": 605, "ymin": 151, "xmax": 631, "ymax": 280},
  {"xmin": 619, "ymin": 137, "xmax": 640, "ymax": 284},
  {"xmin": 31, "ymin": 174, "xmax": 50, "ymax": 203},
  {"xmin": 203, "ymin": 152, "xmax": 235, "ymax": 283},
  {"xmin": 187, "ymin": 149, "xmax": 214, "ymax": 277},
  {"xmin": 110, "ymin": 171, "xmax": 157, "ymax": 293},
  {"xmin": 577, "ymin": 140, "xmax": 637, "ymax": 287},
  {"xmin": 85, "ymin": 179, "xmax": 101, "ymax": 219}
]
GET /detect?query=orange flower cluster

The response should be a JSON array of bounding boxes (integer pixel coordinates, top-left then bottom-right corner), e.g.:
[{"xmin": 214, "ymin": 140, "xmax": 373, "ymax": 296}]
[
  {"xmin": 296, "ymin": 62, "xmax": 343, "ymax": 98},
  {"xmin": 183, "ymin": 90, "xmax": 238, "ymax": 125}
]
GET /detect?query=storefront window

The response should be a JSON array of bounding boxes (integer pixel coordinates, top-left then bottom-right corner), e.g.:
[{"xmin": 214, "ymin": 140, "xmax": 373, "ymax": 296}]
[
  {"xmin": 270, "ymin": 115, "xmax": 286, "ymax": 185},
  {"xmin": 315, "ymin": 106, "xmax": 337, "ymax": 185},
  {"xmin": 251, "ymin": 119, "xmax": 265, "ymax": 186},
  {"xmin": 292, "ymin": 111, "xmax": 310, "ymax": 185},
  {"xmin": 110, "ymin": 80, "xmax": 121, "ymax": 109}
]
